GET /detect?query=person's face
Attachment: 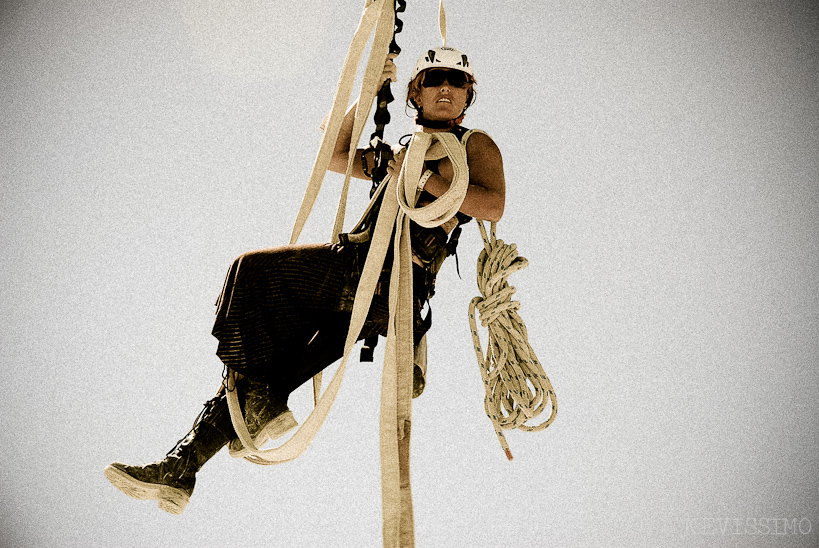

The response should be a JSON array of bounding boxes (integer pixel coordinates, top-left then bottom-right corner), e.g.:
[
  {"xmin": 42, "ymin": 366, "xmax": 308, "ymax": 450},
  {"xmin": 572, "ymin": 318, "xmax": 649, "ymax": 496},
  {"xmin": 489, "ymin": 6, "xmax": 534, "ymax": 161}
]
[{"xmin": 413, "ymin": 69, "xmax": 471, "ymax": 120}]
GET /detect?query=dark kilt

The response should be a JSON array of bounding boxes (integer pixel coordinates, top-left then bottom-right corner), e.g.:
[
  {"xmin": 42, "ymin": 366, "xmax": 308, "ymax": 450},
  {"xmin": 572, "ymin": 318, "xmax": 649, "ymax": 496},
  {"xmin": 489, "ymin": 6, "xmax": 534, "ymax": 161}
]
[{"xmin": 212, "ymin": 242, "xmax": 428, "ymax": 402}]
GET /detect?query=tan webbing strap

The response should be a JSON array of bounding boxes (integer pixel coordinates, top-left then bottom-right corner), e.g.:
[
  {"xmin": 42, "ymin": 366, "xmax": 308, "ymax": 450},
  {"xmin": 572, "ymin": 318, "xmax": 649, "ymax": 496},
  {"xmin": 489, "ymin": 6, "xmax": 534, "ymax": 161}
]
[
  {"xmin": 316, "ymin": 0, "xmax": 395, "ymax": 405},
  {"xmin": 438, "ymin": 0, "xmax": 447, "ymax": 46},
  {"xmin": 379, "ymin": 197, "xmax": 415, "ymax": 546},
  {"xmin": 379, "ymin": 129, "xmax": 471, "ymax": 547},
  {"xmin": 225, "ymin": 159, "xmax": 399, "ymax": 465},
  {"xmin": 331, "ymin": 2, "xmax": 396, "ymax": 245},
  {"xmin": 397, "ymin": 132, "xmax": 469, "ymax": 227},
  {"xmin": 289, "ymin": 0, "xmax": 389, "ymax": 246},
  {"xmin": 226, "ymin": 0, "xmax": 393, "ymax": 464}
]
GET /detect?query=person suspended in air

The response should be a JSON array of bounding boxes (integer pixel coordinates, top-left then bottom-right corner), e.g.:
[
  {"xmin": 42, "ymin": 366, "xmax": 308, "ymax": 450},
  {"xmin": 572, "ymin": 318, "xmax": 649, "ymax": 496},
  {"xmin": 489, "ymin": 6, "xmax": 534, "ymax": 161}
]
[{"xmin": 104, "ymin": 46, "xmax": 505, "ymax": 515}]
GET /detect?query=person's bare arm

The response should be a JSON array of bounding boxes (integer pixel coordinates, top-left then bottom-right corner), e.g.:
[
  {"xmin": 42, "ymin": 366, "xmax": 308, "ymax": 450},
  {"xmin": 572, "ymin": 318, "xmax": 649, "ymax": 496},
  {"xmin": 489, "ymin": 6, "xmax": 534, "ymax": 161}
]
[
  {"xmin": 321, "ymin": 103, "xmax": 371, "ymax": 179},
  {"xmin": 321, "ymin": 55, "xmax": 397, "ymax": 180}
]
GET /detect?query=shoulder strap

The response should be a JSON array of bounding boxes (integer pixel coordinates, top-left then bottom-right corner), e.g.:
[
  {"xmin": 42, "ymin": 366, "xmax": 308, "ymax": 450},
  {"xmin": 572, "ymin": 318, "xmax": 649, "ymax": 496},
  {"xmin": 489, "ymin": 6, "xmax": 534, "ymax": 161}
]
[
  {"xmin": 461, "ymin": 128, "xmax": 489, "ymax": 145},
  {"xmin": 449, "ymin": 125, "xmax": 469, "ymax": 141}
]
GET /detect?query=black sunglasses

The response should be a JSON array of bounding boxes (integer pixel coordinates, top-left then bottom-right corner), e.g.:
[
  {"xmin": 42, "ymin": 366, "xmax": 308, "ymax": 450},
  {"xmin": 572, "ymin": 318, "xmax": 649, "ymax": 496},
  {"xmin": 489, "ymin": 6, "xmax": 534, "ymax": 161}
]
[{"xmin": 421, "ymin": 69, "xmax": 470, "ymax": 89}]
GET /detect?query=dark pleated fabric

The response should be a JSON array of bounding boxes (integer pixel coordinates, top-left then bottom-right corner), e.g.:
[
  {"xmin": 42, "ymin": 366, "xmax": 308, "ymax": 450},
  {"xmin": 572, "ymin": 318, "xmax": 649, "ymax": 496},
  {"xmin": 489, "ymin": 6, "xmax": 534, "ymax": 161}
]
[{"xmin": 212, "ymin": 242, "xmax": 410, "ymax": 401}]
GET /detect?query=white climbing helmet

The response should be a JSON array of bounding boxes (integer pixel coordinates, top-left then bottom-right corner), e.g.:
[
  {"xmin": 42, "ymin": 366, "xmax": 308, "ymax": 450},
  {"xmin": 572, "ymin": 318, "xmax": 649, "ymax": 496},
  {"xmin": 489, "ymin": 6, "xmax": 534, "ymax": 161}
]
[{"xmin": 411, "ymin": 46, "xmax": 474, "ymax": 81}]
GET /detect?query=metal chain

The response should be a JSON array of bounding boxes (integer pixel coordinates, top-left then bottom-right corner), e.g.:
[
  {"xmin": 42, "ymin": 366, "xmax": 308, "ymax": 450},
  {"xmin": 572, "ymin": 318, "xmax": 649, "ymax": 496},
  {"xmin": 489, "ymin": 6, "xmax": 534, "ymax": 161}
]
[{"xmin": 369, "ymin": 0, "xmax": 406, "ymax": 197}]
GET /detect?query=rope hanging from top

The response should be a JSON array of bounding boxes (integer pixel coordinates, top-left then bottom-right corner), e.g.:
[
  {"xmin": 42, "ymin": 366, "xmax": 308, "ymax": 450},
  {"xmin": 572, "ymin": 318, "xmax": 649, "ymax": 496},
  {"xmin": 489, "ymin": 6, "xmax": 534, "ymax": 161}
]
[{"xmin": 438, "ymin": 0, "xmax": 447, "ymax": 46}]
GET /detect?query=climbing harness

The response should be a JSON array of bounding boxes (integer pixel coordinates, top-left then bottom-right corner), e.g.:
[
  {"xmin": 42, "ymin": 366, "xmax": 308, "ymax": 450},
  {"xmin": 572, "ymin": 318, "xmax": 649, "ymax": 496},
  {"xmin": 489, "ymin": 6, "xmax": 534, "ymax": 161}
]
[{"xmin": 224, "ymin": 1, "xmax": 557, "ymax": 546}]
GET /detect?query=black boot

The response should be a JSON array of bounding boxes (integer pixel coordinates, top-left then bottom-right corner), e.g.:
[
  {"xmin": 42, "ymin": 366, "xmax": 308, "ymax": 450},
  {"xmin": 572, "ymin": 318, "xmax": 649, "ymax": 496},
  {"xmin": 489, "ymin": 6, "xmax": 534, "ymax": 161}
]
[
  {"xmin": 104, "ymin": 391, "xmax": 234, "ymax": 515},
  {"xmin": 227, "ymin": 376, "xmax": 297, "ymax": 458}
]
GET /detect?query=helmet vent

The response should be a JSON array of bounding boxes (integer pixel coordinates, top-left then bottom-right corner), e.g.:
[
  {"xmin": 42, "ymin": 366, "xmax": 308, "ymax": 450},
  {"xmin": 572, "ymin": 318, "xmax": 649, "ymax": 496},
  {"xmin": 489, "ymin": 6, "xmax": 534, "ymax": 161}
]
[{"xmin": 411, "ymin": 46, "xmax": 474, "ymax": 80}]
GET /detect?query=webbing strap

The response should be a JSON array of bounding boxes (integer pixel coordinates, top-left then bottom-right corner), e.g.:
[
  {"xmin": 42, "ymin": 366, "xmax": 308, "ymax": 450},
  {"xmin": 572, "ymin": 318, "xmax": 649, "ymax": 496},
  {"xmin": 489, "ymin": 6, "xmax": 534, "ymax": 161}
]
[
  {"xmin": 314, "ymin": 0, "xmax": 396, "ymax": 405},
  {"xmin": 288, "ymin": 0, "xmax": 392, "ymax": 247},
  {"xmin": 225, "ymin": 134, "xmax": 470, "ymax": 545},
  {"xmin": 438, "ymin": 0, "xmax": 447, "ymax": 46},
  {"xmin": 375, "ymin": 130, "xmax": 470, "ymax": 547},
  {"xmin": 226, "ymin": 0, "xmax": 393, "ymax": 463},
  {"xmin": 397, "ymin": 132, "xmax": 469, "ymax": 227},
  {"xmin": 330, "ymin": 2, "xmax": 397, "ymax": 245},
  {"xmin": 223, "ymin": 2, "xmax": 427, "ymax": 545}
]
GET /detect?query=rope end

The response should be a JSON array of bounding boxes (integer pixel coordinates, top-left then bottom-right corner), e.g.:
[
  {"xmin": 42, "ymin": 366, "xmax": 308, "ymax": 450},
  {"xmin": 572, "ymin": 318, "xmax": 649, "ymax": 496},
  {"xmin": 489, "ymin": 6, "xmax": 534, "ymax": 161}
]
[
  {"xmin": 439, "ymin": 0, "xmax": 447, "ymax": 46},
  {"xmin": 505, "ymin": 448, "xmax": 514, "ymax": 461}
]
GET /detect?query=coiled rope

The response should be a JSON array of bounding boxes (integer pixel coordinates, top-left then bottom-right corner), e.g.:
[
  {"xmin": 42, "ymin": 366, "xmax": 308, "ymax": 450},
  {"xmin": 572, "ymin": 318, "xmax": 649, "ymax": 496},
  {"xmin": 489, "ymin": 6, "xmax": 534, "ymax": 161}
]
[{"xmin": 468, "ymin": 221, "xmax": 558, "ymax": 461}]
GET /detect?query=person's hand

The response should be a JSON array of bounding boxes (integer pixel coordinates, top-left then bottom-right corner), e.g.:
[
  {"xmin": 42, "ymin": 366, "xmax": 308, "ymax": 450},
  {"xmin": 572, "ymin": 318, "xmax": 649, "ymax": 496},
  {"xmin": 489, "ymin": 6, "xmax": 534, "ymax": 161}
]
[
  {"xmin": 380, "ymin": 53, "xmax": 398, "ymax": 87},
  {"xmin": 386, "ymin": 146, "xmax": 406, "ymax": 180}
]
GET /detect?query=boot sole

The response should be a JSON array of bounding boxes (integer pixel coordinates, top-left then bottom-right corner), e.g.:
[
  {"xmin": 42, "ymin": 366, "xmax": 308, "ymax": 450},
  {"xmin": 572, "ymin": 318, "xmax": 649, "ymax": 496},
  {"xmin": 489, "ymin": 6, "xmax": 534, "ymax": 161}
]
[
  {"xmin": 228, "ymin": 410, "xmax": 298, "ymax": 458},
  {"xmin": 104, "ymin": 464, "xmax": 190, "ymax": 515}
]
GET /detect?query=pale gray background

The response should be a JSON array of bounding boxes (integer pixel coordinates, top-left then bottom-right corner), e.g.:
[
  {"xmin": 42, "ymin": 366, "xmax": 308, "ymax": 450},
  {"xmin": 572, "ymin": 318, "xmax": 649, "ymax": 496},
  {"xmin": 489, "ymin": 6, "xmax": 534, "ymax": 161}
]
[{"xmin": 1, "ymin": 1, "xmax": 817, "ymax": 547}]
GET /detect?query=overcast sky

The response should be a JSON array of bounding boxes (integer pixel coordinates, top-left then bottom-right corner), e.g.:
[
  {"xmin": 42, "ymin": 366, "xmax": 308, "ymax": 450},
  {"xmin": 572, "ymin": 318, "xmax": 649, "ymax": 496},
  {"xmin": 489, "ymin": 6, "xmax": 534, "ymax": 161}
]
[{"xmin": 2, "ymin": 1, "xmax": 817, "ymax": 546}]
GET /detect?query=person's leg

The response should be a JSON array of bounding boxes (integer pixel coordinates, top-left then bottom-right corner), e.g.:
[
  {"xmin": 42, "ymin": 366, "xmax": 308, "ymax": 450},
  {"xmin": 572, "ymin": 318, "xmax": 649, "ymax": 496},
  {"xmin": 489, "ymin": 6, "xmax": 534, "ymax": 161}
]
[
  {"xmin": 227, "ymin": 312, "xmax": 371, "ymax": 455},
  {"xmin": 212, "ymin": 243, "xmax": 355, "ymax": 381},
  {"xmin": 104, "ymin": 244, "xmax": 366, "ymax": 512},
  {"xmin": 212, "ymin": 243, "xmax": 385, "ymax": 454},
  {"xmin": 225, "ymin": 373, "xmax": 298, "ymax": 457},
  {"xmin": 104, "ymin": 387, "xmax": 234, "ymax": 515}
]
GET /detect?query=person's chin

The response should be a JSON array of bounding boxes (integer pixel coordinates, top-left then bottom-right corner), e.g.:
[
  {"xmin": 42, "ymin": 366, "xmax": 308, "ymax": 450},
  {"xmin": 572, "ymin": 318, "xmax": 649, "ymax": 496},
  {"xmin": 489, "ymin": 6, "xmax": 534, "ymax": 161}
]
[{"xmin": 426, "ymin": 108, "xmax": 456, "ymax": 120}]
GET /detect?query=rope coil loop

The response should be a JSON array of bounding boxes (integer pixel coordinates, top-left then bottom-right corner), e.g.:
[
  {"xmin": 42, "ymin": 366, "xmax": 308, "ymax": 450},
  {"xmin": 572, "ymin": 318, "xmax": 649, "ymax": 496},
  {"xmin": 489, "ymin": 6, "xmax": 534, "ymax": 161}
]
[{"xmin": 468, "ymin": 221, "xmax": 558, "ymax": 460}]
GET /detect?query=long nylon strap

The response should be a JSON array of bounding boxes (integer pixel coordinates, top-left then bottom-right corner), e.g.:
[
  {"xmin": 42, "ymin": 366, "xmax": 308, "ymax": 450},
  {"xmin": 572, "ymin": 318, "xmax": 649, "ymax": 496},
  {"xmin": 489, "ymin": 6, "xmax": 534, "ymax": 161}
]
[
  {"xmin": 225, "ymin": 132, "xmax": 470, "ymax": 544},
  {"xmin": 289, "ymin": 0, "xmax": 391, "ymax": 247},
  {"xmin": 225, "ymin": 0, "xmax": 393, "ymax": 464}
]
